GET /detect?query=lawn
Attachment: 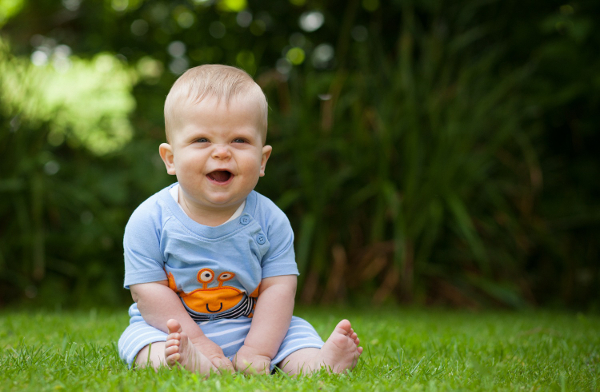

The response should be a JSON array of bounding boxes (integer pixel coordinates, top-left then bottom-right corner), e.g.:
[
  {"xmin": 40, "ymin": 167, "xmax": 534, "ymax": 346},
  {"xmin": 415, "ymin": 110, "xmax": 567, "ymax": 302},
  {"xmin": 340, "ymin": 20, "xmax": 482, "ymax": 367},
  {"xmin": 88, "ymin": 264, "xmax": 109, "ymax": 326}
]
[{"xmin": 0, "ymin": 307, "xmax": 598, "ymax": 391}]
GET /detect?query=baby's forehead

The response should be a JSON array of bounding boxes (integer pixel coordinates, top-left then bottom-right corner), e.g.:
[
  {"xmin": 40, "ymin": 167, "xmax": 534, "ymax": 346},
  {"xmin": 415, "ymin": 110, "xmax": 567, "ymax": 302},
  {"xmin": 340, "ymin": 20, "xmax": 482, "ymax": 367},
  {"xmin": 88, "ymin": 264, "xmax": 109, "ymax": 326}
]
[
  {"xmin": 174, "ymin": 91, "xmax": 268, "ymax": 138},
  {"xmin": 182, "ymin": 91, "xmax": 264, "ymax": 119}
]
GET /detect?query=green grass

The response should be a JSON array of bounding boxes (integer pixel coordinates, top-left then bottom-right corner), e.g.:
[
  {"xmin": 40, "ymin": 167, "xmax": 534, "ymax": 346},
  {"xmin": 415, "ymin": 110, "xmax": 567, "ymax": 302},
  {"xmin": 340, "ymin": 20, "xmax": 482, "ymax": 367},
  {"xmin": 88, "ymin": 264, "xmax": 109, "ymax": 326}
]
[{"xmin": 0, "ymin": 307, "xmax": 598, "ymax": 391}]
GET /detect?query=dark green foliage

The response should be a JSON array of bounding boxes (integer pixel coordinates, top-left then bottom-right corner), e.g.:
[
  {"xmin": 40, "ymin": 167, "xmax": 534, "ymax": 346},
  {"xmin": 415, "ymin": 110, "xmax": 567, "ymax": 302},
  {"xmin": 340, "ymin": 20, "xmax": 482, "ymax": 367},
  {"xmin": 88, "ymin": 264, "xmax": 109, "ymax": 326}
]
[{"xmin": 0, "ymin": 0, "xmax": 598, "ymax": 309}]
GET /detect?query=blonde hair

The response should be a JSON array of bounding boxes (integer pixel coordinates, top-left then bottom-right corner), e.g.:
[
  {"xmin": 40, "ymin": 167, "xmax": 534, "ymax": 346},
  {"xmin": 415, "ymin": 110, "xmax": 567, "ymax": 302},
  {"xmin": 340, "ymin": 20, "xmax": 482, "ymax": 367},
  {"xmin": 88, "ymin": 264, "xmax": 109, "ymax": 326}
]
[{"xmin": 164, "ymin": 64, "xmax": 268, "ymax": 142}]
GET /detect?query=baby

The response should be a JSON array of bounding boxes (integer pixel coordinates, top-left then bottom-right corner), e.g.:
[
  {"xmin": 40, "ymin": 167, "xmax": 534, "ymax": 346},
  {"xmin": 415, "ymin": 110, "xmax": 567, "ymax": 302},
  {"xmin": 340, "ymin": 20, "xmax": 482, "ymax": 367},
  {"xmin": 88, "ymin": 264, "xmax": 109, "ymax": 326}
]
[{"xmin": 117, "ymin": 64, "xmax": 362, "ymax": 376}]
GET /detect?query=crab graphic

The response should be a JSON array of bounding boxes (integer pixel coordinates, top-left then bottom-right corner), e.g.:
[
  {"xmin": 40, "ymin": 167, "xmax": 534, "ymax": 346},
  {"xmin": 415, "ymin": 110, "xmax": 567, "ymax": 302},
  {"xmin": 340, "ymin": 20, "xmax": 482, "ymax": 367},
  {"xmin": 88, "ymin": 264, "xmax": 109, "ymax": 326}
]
[{"xmin": 167, "ymin": 268, "xmax": 257, "ymax": 314}]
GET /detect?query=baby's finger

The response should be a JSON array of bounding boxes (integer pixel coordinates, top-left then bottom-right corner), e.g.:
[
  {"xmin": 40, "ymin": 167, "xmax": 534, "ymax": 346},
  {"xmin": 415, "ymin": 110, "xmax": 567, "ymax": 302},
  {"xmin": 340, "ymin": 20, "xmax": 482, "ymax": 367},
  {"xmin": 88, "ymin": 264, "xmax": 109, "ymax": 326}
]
[
  {"xmin": 220, "ymin": 357, "xmax": 235, "ymax": 373},
  {"xmin": 213, "ymin": 356, "xmax": 235, "ymax": 374},
  {"xmin": 243, "ymin": 360, "xmax": 270, "ymax": 375}
]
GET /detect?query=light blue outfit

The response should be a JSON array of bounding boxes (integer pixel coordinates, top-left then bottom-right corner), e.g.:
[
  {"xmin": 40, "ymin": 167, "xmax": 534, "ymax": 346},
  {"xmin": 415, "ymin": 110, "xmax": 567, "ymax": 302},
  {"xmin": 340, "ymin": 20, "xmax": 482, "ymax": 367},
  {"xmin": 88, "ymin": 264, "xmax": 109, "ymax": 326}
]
[{"xmin": 118, "ymin": 184, "xmax": 324, "ymax": 370}]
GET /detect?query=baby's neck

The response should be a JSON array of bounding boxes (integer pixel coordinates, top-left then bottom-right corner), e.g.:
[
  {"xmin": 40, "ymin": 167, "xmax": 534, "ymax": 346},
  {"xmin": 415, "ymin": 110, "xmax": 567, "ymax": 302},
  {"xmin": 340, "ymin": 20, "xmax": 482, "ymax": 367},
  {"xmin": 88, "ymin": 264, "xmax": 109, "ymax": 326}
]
[
  {"xmin": 184, "ymin": 207, "xmax": 239, "ymax": 227},
  {"xmin": 171, "ymin": 184, "xmax": 245, "ymax": 227}
]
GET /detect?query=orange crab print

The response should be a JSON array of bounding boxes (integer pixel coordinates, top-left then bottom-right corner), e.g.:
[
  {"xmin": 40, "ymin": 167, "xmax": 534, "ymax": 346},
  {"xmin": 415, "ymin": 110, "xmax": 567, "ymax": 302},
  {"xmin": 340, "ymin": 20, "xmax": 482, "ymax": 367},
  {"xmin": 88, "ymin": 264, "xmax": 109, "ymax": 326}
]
[{"xmin": 167, "ymin": 268, "xmax": 252, "ymax": 314}]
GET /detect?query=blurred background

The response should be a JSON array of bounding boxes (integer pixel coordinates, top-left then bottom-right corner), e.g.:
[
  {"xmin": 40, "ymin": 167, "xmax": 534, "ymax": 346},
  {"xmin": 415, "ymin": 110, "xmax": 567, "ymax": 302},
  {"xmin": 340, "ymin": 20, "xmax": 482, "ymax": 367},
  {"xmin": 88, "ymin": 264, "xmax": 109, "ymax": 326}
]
[{"xmin": 0, "ymin": 0, "xmax": 598, "ymax": 311}]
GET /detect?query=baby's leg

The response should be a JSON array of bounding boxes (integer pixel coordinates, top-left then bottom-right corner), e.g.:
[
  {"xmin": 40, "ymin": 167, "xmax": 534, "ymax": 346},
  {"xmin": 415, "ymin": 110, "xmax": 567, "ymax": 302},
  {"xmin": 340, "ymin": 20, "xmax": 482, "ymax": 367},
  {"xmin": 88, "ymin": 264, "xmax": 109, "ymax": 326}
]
[
  {"xmin": 277, "ymin": 319, "xmax": 362, "ymax": 375},
  {"xmin": 135, "ymin": 341, "xmax": 167, "ymax": 369},
  {"xmin": 135, "ymin": 319, "xmax": 216, "ymax": 375}
]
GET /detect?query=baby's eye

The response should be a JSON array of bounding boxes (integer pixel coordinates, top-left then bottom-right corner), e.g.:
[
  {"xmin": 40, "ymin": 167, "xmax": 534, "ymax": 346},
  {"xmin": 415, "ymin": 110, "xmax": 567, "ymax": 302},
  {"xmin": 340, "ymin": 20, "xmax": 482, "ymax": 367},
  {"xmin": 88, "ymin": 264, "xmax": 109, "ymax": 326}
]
[
  {"xmin": 195, "ymin": 137, "xmax": 209, "ymax": 143},
  {"xmin": 232, "ymin": 138, "xmax": 247, "ymax": 144}
]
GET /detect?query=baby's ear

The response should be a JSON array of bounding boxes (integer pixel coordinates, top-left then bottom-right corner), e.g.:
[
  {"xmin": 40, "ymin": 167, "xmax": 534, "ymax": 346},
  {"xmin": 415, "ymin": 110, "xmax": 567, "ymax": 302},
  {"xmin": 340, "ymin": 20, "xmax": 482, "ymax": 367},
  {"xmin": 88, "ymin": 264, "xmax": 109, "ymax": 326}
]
[
  {"xmin": 259, "ymin": 145, "xmax": 272, "ymax": 177},
  {"xmin": 159, "ymin": 143, "xmax": 176, "ymax": 175}
]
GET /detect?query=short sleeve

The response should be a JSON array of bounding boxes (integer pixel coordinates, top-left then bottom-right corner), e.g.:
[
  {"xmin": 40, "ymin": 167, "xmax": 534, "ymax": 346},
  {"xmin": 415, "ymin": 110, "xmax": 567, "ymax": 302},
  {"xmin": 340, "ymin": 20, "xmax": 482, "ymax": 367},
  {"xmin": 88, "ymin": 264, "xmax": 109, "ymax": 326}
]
[
  {"xmin": 123, "ymin": 201, "xmax": 169, "ymax": 288},
  {"xmin": 258, "ymin": 199, "xmax": 298, "ymax": 279}
]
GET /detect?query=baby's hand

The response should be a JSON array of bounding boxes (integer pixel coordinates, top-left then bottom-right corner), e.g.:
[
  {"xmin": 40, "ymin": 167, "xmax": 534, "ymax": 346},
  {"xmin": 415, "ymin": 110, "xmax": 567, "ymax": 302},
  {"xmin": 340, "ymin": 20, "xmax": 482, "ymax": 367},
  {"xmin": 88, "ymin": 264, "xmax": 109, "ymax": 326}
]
[
  {"xmin": 190, "ymin": 336, "xmax": 234, "ymax": 374},
  {"xmin": 233, "ymin": 345, "xmax": 272, "ymax": 375}
]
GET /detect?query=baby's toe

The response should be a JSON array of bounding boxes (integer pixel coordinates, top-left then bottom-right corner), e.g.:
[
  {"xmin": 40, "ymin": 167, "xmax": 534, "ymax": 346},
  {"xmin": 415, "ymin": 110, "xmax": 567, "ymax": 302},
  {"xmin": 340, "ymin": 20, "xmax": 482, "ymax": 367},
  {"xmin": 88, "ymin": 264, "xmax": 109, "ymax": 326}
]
[
  {"xmin": 166, "ymin": 319, "xmax": 182, "ymax": 334},
  {"xmin": 166, "ymin": 332, "xmax": 180, "ymax": 341},
  {"xmin": 335, "ymin": 319, "xmax": 353, "ymax": 335}
]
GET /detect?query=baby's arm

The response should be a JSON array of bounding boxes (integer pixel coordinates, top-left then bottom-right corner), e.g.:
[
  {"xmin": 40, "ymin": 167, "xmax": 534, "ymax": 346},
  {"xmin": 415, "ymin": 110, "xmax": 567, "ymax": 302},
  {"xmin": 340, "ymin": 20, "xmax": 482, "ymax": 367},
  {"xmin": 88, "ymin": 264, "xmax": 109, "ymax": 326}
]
[
  {"xmin": 131, "ymin": 280, "xmax": 234, "ymax": 371},
  {"xmin": 233, "ymin": 275, "xmax": 297, "ymax": 374}
]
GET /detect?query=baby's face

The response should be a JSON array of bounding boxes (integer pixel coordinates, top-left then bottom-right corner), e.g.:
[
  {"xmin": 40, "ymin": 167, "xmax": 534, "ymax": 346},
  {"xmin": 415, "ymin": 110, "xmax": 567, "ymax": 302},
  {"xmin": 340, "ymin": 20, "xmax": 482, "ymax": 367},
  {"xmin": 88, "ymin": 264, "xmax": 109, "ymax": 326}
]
[{"xmin": 161, "ymin": 94, "xmax": 271, "ymax": 218}]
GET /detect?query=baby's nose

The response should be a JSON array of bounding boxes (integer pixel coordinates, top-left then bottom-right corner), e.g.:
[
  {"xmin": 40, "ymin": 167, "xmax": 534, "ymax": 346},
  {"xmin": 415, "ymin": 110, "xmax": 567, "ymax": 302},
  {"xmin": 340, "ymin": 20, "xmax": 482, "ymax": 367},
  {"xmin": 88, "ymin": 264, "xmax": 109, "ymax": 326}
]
[{"xmin": 211, "ymin": 144, "xmax": 231, "ymax": 159}]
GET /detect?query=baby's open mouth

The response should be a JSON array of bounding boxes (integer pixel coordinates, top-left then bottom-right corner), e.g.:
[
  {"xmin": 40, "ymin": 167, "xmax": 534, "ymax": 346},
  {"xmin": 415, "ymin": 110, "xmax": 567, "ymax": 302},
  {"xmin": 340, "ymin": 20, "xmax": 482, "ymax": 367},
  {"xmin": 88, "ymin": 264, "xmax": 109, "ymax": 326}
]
[{"xmin": 207, "ymin": 170, "xmax": 233, "ymax": 183}]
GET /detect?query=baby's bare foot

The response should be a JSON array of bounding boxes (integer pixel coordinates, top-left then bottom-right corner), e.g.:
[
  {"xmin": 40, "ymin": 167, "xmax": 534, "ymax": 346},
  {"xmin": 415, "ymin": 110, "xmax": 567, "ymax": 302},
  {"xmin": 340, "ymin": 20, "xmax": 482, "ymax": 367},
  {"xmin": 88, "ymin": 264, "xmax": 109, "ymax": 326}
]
[
  {"xmin": 311, "ymin": 319, "xmax": 363, "ymax": 373},
  {"xmin": 164, "ymin": 319, "xmax": 217, "ymax": 375}
]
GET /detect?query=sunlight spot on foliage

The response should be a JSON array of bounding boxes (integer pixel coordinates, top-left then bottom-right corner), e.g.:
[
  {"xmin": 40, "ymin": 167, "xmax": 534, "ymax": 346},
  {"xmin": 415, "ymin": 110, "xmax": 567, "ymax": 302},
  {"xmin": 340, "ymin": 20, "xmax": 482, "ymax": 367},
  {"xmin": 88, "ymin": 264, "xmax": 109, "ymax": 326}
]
[
  {"xmin": 30, "ymin": 40, "xmax": 74, "ymax": 74},
  {"xmin": 276, "ymin": 58, "xmax": 292, "ymax": 75},
  {"xmin": 62, "ymin": 0, "xmax": 81, "ymax": 11},
  {"xmin": 31, "ymin": 50, "xmax": 48, "ymax": 66},
  {"xmin": 174, "ymin": 6, "xmax": 195, "ymax": 29},
  {"xmin": 0, "ymin": 0, "xmax": 25, "ymax": 27},
  {"xmin": 111, "ymin": 0, "xmax": 128, "ymax": 12},
  {"xmin": 169, "ymin": 58, "xmax": 188, "ymax": 75},
  {"xmin": 52, "ymin": 55, "xmax": 71, "ymax": 73},
  {"xmin": 236, "ymin": 10, "xmax": 252, "ymax": 27},
  {"xmin": 312, "ymin": 43, "xmax": 334, "ymax": 68},
  {"xmin": 167, "ymin": 41, "xmax": 186, "ymax": 57},
  {"xmin": 0, "ymin": 40, "xmax": 137, "ymax": 155},
  {"xmin": 362, "ymin": 0, "xmax": 379, "ymax": 12},
  {"xmin": 131, "ymin": 19, "xmax": 149, "ymax": 36},
  {"xmin": 137, "ymin": 56, "xmax": 163, "ymax": 83},
  {"xmin": 47, "ymin": 130, "xmax": 65, "ymax": 146},
  {"xmin": 109, "ymin": 0, "xmax": 143, "ymax": 12},
  {"xmin": 177, "ymin": 11, "xmax": 195, "ymax": 28},
  {"xmin": 167, "ymin": 40, "xmax": 189, "ymax": 74},
  {"xmin": 150, "ymin": 3, "xmax": 169, "ymax": 21},
  {"xmin": 299, "ymin": 11, "xmax": 324, "ymax": 32},
  {"xmin": 55, "ymin": 45, "xmax": 72, "ymax": 58},
  {"xmin": 218, "ymin": 0, "xmax": 247, "ymax": 13},
  {"xmin": 94, "ymin": 54, "xmax": 116, "ymax": 72},
  {"xmin": 209, "ymin": 21, "xmax": 226, "ymax": 38},
  {"xmin": 192, "ymin": 0, "xmax": 213, "ymax": 6},
  {"xmin": 166, "ymin": 40, "xmax": 189, "ymax": 74},
  {"xmin": 286, "ymin": 47, "xmax": 305, "ymax": 65},
  {"xmin": 44, "ymin": 161, "xmax": 60, "ymax": 175},
  {"xmin": 352, "ymin": 25, "xmax": 368, "ymax": 42}
]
